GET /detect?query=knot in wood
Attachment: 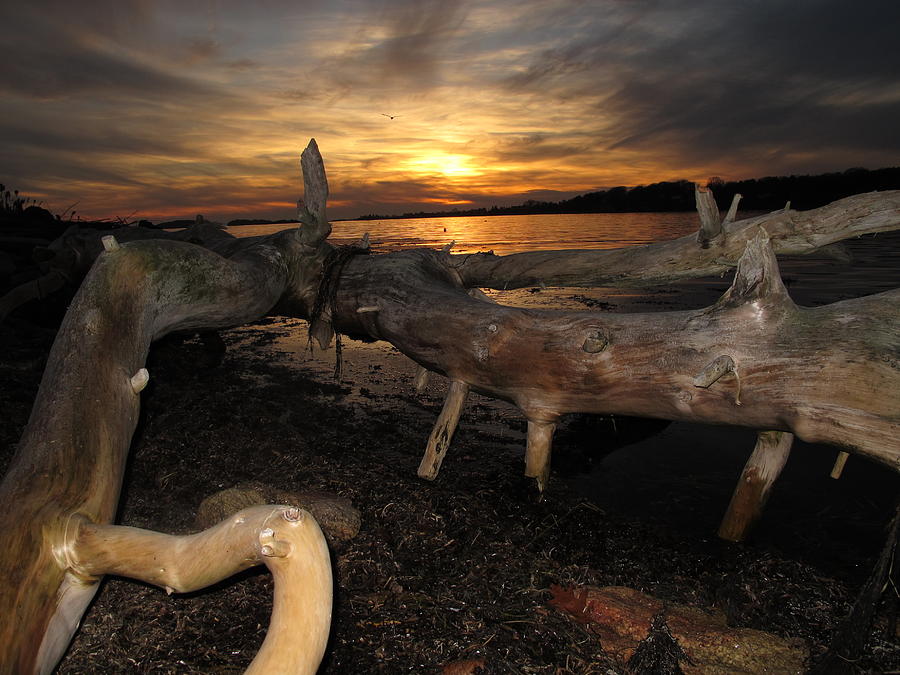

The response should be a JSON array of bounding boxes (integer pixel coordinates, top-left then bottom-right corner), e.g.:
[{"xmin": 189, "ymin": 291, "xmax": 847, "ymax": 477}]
[{"xmin": 582, "ymin": 331, "xmax": 609, "ymax": 353}]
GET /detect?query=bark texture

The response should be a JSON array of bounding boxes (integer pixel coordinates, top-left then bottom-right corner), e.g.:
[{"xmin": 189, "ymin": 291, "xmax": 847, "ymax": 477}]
[{"xmin": 331, "ymin": 235, "xmax": 899, "ymax": 480}]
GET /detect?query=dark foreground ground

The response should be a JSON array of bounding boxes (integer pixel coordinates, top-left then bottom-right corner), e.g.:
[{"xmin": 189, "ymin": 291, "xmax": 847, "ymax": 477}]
[{"xmin": 1, "ymin": 233, "xmax": 899, "ymax": 673}]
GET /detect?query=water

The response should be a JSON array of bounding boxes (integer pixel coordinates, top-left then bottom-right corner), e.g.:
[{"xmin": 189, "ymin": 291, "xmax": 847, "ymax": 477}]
[
  {"xmin": 229, "ymin": 211, "xmax": 899, "ymax": 310},
  {"xmin": 228, "ymin": 211, "xmax": 702, "ymax": 255}
]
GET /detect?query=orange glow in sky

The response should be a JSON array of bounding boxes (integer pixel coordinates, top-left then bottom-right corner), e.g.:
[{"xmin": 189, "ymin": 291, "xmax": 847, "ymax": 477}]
[{"xmin": 2, "ymin": 1, "xmax": 898, "ymax": 222}]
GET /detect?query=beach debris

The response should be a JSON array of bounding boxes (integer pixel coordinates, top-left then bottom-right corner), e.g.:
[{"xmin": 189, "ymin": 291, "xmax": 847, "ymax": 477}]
[
  {"xmin": 441, "ymin": 658, "xmax": 486, "ymax": 674},
  {"xmin": 549, "ymin": 585, "xmax": 808, "ymax": 673},
  {"xmin": 196, "ymin": 482, "xmax": 361, "ymax": 548}
]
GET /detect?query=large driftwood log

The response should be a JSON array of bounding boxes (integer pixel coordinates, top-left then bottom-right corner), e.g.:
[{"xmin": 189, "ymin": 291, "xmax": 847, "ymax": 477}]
[
  {"xmin": 1, "ymin": 139, "xmax": 898, "ymax": 670},
  {"xmin": 0, "ymin": 217, "xmax": 240, "ymax": 323},
  {"xmin": 329, "ymin": 233, "xmax": 899, "ymax": 475},
  {"xmin": 0, "ymin": 142, "xmax": 334, "ymax": 673}
]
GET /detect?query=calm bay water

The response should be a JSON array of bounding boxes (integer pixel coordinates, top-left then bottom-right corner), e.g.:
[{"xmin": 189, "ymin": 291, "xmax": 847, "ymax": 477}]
[
  {"xmin": 228, "ymin": 211, "xmax": 899, "ymax": 309},
  {"xmin": 228, "ymin": 212, "xmax": 703, "ymax": 254}
]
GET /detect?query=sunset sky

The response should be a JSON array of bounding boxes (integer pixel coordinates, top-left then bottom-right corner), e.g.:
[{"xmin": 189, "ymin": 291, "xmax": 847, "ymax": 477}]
[{"xmin": 2, "ymin": 0, "xmax": 898, "ymax": 222}]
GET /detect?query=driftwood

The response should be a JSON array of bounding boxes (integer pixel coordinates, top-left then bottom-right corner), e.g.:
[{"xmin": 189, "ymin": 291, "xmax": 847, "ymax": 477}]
[
  {"xmin": 0, "ymin": 217, "xmax": 238, "ymax": 322},
  {"xmin": 0, "ymin": 139, "xmax": 898, "ymax": 671},
  {"xmin": 329, "ymin": 231, "xmax": 899, "ymax": 464},
  {"xmin": 0, "ymin": 142, "xmax": 335, "ymax": 673},
  {"xmin": 549, "ymin": 584, "xmax": 809, "ymax": 672}
]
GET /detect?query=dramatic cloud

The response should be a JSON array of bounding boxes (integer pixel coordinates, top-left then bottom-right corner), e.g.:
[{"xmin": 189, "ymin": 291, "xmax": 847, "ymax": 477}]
[{"xmin": 1, "ymin": 0, "xmax": 897, "ymax": 221}]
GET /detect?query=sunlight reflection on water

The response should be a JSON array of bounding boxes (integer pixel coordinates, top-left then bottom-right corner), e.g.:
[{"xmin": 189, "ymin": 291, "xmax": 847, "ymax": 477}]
[
  {"xmin": 227, "ymin": 211, "xmax": 705, "ymax": 254},
  {"xmin": 227, "ymin": 213, "xmax": 900, "ymax": 309}
]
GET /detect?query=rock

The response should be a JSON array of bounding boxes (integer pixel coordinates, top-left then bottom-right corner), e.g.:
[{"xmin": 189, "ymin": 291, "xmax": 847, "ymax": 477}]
[
  {"xmin": 21, "ymin": 205, "xmax": 55, "ymax": 225},
  {"xmin": 196, "ymin": 481, "xmax": 360, "ymax": 548},
  {"xmin": 549, "ymin": 585, "xmax": 808, "ymax": 674}
]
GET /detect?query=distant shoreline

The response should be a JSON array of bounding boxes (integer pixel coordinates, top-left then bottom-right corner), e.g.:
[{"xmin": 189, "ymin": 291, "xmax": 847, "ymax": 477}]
[{"xmin": 351, "ymin": 166, "xmax": 900, "ymax": 222}]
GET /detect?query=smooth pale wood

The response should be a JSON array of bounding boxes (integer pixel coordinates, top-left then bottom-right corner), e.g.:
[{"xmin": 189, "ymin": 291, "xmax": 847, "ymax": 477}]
[
  {"xmin": 524, "ymin": 420, "xmax": 557, "ymax": 492},
  {"xmin": 453, "ymin": 191, "xmax": 900, "ymax": 289},
  {"xmin": 67, "ymin": 505, "xmax": 332, "ymax": 674},
  {"xmin": 0, "ymin": 238, "xmax": 300, "ymax": 672},
  {"xmin": 247, "ymin": 507, "xmax": 332, "ymax": 674},
  {"xmin": 100, "ymin": 235, "xmax": 120, "ymax": 252},
  {"xmin": 298, "ymin": 139, "xmax": 331, "ymax": 245},
  {"xmin": 0, "ymin": 231, "xmax": 334, "ymax": 673},
  {"xmin": 718, "ymin": 431, "xmax": 794, "ymax": 542},
  {"xmin": 0, "ymin": 143, "xmax": 329, "ymax": 672},
  {"xmin": 417, "ymin": 380, "xmax": 471, "ymax": 480}
]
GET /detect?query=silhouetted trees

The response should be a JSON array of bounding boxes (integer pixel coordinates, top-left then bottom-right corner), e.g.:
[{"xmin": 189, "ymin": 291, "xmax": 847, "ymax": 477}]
[{"xmin": 356, "ymin": 167, "xmax": 900, "ymax": 220}]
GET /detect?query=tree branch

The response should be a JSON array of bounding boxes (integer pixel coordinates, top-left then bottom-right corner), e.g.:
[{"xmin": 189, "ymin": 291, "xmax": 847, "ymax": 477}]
[
  {"xmin": 451, "ymin": 191, "xmax": 900, "ymax": 289},
  {"xmin": 65, "ymin": 505, "xmax": 332, "ymax": 674}
]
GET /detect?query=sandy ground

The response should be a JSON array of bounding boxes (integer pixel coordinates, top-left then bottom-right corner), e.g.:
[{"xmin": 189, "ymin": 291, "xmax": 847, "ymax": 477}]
[{"xmin": 1, "ymin": 231, "xmax": 898, "ymax": 673}]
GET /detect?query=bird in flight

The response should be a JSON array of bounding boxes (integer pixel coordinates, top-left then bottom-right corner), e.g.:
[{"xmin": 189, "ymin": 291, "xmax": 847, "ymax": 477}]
[{"xmin": 381, "ymin": 113, "xmax": 400, "ymax": 120}]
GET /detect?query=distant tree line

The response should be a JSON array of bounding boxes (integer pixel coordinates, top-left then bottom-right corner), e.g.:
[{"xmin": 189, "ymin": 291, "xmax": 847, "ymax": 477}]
[{"xmin": 356, "ymin": 166, "xmax": 900, "ymax": 220}]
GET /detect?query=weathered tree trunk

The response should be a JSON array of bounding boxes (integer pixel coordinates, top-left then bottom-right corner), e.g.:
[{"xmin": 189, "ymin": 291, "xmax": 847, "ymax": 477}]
[
  {"xmin": 0, "ymin": 142, "xmax": 333, "ymax": 673},
  {"xmin": 329, "ymin": 234, "xmax": 899, "ymax": 471}
]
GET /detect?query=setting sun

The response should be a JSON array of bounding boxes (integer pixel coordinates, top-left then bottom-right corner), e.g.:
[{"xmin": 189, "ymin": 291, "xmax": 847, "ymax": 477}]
[{"xmin": 405, "ymin": 154, "xmax": 479, "ymax": 179}]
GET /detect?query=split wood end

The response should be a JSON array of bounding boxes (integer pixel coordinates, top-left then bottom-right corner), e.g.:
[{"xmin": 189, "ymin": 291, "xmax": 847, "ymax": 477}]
[
  {"xmin": 830, "ymin": 451, "xmax": 850, "ymax": 479},
  {"xmin": 101, "ymin": 235, "xmax": 120, "ymax": 252},
  {"xmin": 130, "ymin": 368, "xmax": 150, "ymax": 394}
]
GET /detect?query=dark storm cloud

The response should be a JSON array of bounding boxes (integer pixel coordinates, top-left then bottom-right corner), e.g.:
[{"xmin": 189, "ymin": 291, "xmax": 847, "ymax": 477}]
[
  {"xmin": 0, "ymin": 1, "xmax": 232, "ymax": 102},
  {"xmin": 505, "ymin": 0, "xmax": 900, "ymax": 173},
  {"xmin": 311, "ymin": 0, "xmax": 469, "ymax": 95},
  {"xmin": 488, "ymin": 134, "xmax": 592, "ymax": 164},
  {"xmin": 0, "ymin": 117, "xmax": 184, "ymax": 157},
  {"xmin": 3, "ymin": 0, "xmax": 897, "ymax": 220}
]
